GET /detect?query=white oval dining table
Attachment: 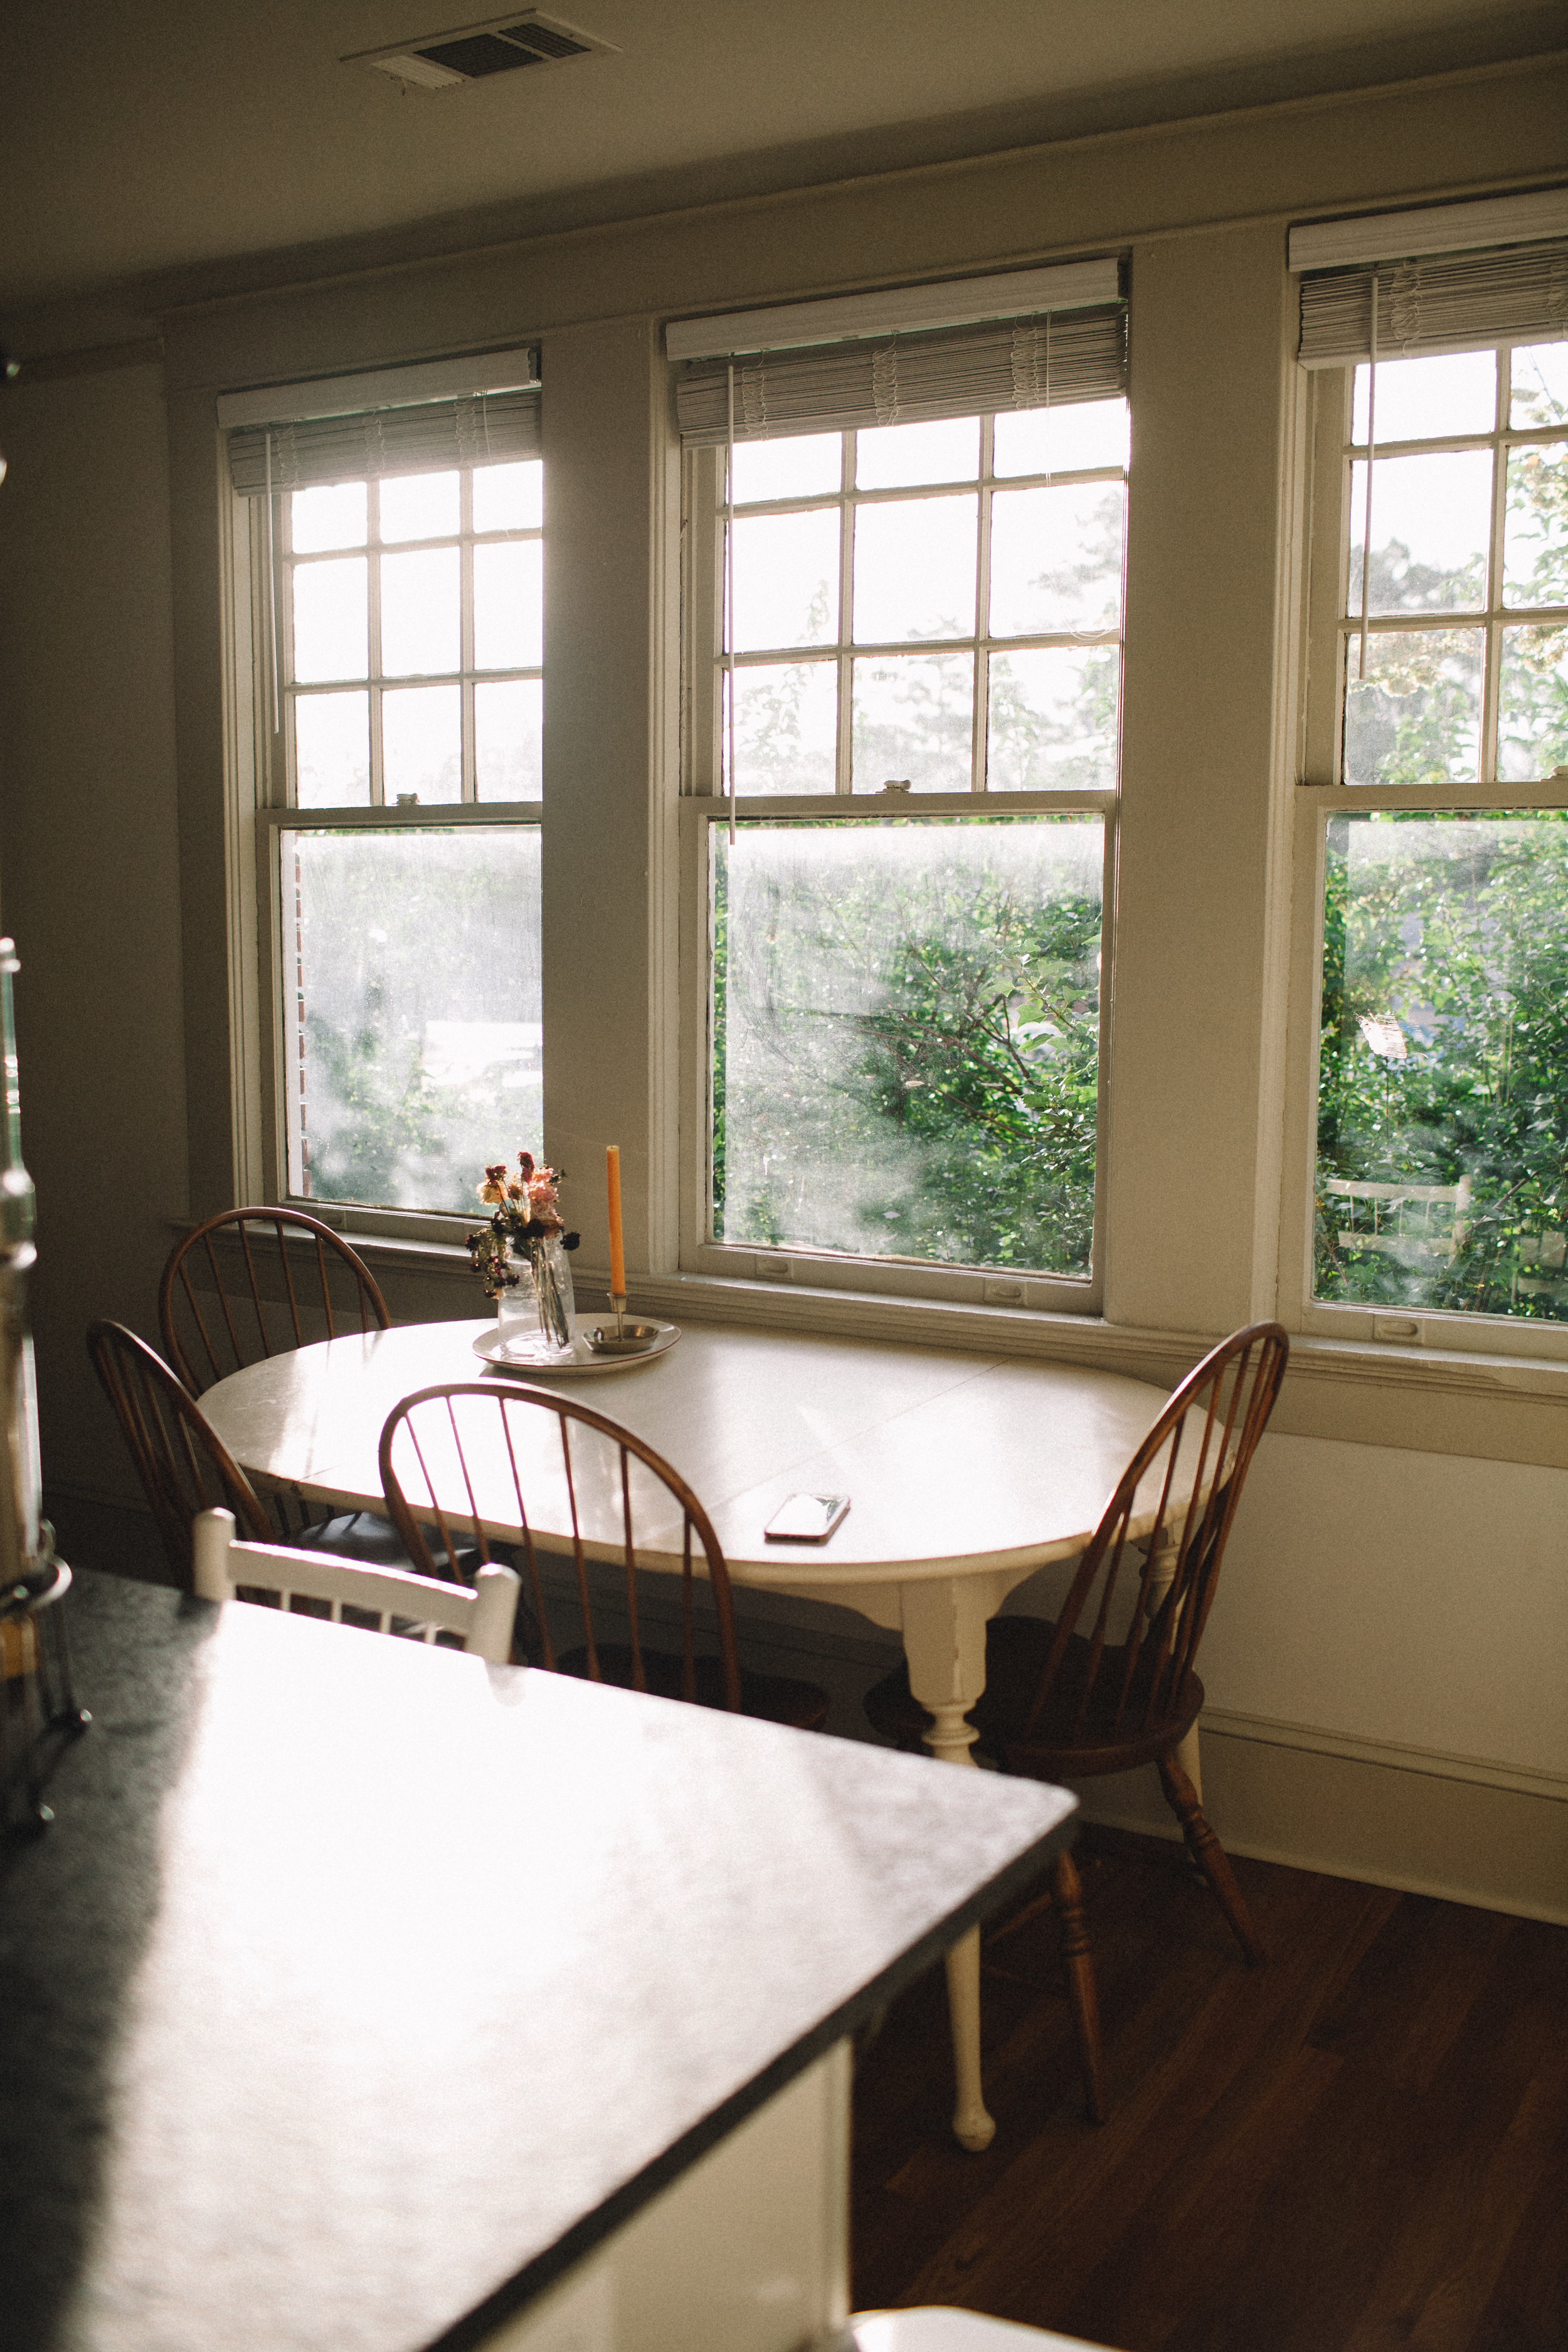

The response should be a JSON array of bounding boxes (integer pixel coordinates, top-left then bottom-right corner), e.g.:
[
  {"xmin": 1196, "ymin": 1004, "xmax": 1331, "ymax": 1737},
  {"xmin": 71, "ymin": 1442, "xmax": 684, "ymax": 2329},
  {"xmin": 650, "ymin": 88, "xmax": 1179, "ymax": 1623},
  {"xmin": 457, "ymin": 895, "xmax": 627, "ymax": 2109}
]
[{"xmin": 201, "ymin": 1313, "xmax": 1174, "ymax": 2152}]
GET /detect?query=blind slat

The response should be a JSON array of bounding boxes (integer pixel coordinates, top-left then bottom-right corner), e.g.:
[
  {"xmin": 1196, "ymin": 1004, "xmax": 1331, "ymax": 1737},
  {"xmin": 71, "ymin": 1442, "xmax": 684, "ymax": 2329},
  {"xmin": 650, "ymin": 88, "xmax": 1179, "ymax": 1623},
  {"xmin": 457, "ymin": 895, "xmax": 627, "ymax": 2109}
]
[
  {"xmin": 1298, "ymin": 238, "xmax": 1568, "ymax": 367},
  {"xmin": 228, "ymin": 386, "xmax": 541, "ymax": 495},
  {"xmin": 676, "ymin": 304, "xmax": 1128, "ymax": 445}
]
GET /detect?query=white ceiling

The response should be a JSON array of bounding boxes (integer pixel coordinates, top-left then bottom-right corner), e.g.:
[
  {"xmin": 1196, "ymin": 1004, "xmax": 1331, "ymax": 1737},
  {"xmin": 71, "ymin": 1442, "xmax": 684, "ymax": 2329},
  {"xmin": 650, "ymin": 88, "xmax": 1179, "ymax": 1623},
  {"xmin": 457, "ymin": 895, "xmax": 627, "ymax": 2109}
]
[{"xmin": 0, "ymin": 0, "xmax": 1559, "ymax": 316}]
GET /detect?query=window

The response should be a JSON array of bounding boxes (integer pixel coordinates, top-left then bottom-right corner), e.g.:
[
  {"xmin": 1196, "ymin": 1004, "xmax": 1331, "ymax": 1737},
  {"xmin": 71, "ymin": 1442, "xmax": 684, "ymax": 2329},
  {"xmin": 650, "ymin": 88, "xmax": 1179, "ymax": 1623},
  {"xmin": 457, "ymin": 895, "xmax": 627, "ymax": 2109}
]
[
  {"xmin": 674, "ymin": 268, "xmax": 1128, "ymax": 1308},
  {"xmin": 222, "ymin": 354, "xmax": 545, "ymax": 1224},
  {"xmin": 1293, "ymin": 214, "xmax": 1568, "ymax": 1347}
]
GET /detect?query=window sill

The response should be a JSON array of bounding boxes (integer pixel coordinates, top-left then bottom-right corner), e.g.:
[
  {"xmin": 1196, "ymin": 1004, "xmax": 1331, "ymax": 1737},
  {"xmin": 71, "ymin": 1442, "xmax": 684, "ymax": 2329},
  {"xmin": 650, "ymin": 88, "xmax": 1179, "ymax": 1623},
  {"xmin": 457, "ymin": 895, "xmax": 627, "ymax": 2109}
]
[{"xmin": 170, "ymin": 1223, "xmax": 1568, "ymax": 1468}]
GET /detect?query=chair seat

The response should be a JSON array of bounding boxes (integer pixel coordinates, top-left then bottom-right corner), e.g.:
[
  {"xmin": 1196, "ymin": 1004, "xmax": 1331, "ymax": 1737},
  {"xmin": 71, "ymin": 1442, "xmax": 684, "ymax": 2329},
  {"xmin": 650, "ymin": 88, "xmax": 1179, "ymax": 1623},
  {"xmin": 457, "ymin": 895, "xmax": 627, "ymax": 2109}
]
[
  {"xmin": 864, "ymin": 1613, "xmax": 1204, "ymax": 1776},
  {"xmin": 558, "ymin": 1644, "xmax": 829, "ymax": 1731}
]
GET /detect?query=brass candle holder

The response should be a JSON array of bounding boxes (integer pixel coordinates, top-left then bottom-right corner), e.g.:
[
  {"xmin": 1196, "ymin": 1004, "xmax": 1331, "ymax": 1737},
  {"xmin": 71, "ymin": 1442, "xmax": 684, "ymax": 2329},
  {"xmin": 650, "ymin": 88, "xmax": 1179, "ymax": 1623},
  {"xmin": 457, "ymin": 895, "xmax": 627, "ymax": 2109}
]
[{"xmin": 586, "ymin": 1293, "xmax": 662, "ymax": 1357}]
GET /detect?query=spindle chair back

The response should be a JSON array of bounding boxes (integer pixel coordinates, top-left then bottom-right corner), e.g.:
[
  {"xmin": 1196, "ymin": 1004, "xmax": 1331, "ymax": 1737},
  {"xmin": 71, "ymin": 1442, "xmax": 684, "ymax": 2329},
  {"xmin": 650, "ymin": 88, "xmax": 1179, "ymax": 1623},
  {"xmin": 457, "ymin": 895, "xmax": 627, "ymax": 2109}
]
[
  {"xmin": 378, "ymin": 1382, "xmax": 828, "ymax": 1727},
  {"xmin": 995, "ymin": 1318, "xmax": 1289, "ymax": 1769},
  {"xmin": 193, "ymin": 1508, "xmax": 521, "ymax": 1664},
  {"xmin": 159, "ymin": 1208, "xmax": 390, "ymax": 1396},
  {"xmin": 87, "ymin": 1320, "xmax": 273, "ymax": 1589}
]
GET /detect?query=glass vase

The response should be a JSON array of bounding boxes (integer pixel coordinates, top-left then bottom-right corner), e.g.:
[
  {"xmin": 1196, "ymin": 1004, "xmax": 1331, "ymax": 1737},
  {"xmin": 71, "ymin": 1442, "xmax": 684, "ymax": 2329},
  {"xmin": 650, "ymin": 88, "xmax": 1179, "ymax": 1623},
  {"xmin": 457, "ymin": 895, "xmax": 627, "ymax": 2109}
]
[{"xmin": 527, "ymin": 1232, "xmax": 576, "ymax": 1353}]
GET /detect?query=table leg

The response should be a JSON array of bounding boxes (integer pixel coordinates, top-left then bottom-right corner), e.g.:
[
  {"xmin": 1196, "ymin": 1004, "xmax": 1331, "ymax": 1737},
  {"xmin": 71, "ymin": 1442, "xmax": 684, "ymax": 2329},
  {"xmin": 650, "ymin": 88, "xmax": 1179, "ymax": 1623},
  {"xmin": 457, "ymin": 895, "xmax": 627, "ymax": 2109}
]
[{"xmin": 898, "ymin": 1580, "xmax": 998, "ymax": 2153}]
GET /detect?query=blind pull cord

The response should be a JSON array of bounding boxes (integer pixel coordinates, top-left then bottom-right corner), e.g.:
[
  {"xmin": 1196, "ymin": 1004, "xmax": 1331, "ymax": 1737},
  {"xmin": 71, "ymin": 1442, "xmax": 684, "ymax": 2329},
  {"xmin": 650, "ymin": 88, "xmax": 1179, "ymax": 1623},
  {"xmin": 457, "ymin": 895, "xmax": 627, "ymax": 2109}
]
[
  {"xmin": 1359, "ymin": 272, "xmax": 1378, "ymax": 684},
  {"xmin": 265, "ymin": 428, "xmax": 281, "ymax": 738},
  {"xmin": 724, "ymin": 360, "xmax": 737, "ymax": 846}
]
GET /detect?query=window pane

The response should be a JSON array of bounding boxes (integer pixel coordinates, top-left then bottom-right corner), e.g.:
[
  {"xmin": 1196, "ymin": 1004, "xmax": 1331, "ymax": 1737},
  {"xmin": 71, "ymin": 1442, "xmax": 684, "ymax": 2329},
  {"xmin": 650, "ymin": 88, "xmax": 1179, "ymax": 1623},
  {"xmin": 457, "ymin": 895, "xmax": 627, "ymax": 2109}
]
[
  {"xmin": 732, "ymin": 508, "xmax": 839, "ymax": 650},
  {"xmin": 856, "ymin": 416, "xmax": 978, "ymax": 489},
  {"xmin": 712, "ymin": 817, "xmax": 1101, "ymax": 1274},
  {"xmin": 733, "ymin": 660, "xmax": 839, "ymax": 793},
  {"xmin": 383, "ymin": 684, "xmax": 461, "ymax": 803},
  {"xmin": 1352, "ymin": 350, "xmax": 1495, "ymax": 445},
  {"xmin": 292, "ymin": 483, "xmax": 366, "ymax": 553},
  {"xmin": 731, "ymin": 435, "xmax": 842, "ymax": 503},
  {"xmin": 292, "ymin": 556, "xmax": 368, "ymax": 682},
  {"xmin": 1498, "ymin": 625, "xmax": 1568, "ymax": 781},
  {"xmin": 381, "ymin": 546, "xmax": 460, "ymax": 676},
  {"xmin": 474, "ymin": 539, "xmax": 543, "ymax": 669},
  {"xmin": 852, "ymin": 495, "xmax": 977, "ymax": 643},
  {"xmin": 380, "ymin": 470, "xmax": 458, "ymax": 543},
  {"xmin": 1347, "ymin": 451, "xmax": 1490, "ymax": 615},
  {"xmin": 294, "ymin": 691, "xmax": 369, "ymax": 808},
  {"xmin": 988, "ymin": 646, "xmax": 1119, "ymax": 790},
  {"xmin": 1342, "ymin": 629, "xmax": 1483, "ymax": 788},
  {"xmin": 1316, "ymin": 811, "xmax": 1568, "ymax": 1323},
  {"xmin": 1508, "ymin": 342, "xmax": 1568, "ymax": 430},
  {"xmin": 283, "ymin": 827, "xmax": 541, "ymax": 1212},
  {"xmin": 474, "ymin": 459, "xmax": 543, "ymax": 532},
  {"xmin": 852, "ymin": 652, "xmax": 972, "ymax": 791},
  {"xmin": 993, "ymin": 400, "xmax": 1129, "ymax": 477},
  {"xmin": 1503, "ymin": 441, "xmax": 1568, "ymax": 609},
  {"xmin": 475, "ymin": 678, "xmax": 543, "ymax": 799},
  {"xmin": 989, "ymin": 482, "xmax": 1124, "ymax": 637}
]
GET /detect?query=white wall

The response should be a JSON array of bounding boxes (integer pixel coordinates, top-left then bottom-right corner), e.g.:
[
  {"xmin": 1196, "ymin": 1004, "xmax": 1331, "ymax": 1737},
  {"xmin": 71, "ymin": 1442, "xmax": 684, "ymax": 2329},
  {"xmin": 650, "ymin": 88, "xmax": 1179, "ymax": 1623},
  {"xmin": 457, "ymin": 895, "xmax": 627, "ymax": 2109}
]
[
  {"xmin": 0, "ymin": 363, "xmax": 189, "ymax": 1516},
  {"xmin": 1210, "ymin": 1435, "xmax": 1568, "ymax": 1784}
]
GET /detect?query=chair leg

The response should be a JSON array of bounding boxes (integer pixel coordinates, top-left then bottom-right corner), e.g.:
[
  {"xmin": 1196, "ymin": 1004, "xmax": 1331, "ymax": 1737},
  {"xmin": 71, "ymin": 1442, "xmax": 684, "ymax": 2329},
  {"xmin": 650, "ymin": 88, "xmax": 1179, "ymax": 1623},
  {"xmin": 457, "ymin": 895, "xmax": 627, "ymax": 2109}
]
[
  {"xmin": 1052, "ymin": 1845, "xmax": 1107, "ymax": 2125},
  {"xmin": 1157, "ymin": 1754, "xmax": 1266, "ymax": 1965}
]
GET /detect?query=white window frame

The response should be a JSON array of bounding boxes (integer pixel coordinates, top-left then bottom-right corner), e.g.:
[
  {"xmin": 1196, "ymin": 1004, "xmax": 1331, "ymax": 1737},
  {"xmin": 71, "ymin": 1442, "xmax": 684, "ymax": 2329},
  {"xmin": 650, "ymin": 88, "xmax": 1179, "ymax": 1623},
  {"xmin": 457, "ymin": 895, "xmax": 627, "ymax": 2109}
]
[
  {"xmin": 229, "ymin": 405, "xmax": 544, "ymax": 1246},
  {"xmin": 677, "ymin": 425, "xmax": 1123, "ymax": 1316},
  {"xmin": 1279, "ymin": 347, "xmax": 1568, "ymax": 1363}
]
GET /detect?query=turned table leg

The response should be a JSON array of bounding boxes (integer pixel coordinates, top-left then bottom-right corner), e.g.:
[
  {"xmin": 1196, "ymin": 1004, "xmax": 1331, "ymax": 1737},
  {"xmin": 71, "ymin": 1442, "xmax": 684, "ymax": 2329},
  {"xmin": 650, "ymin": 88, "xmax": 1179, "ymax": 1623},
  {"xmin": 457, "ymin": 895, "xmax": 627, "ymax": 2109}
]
[{"xmin": 898, "ymin": 1578, "xmax": 1007, "ymax": 2153}]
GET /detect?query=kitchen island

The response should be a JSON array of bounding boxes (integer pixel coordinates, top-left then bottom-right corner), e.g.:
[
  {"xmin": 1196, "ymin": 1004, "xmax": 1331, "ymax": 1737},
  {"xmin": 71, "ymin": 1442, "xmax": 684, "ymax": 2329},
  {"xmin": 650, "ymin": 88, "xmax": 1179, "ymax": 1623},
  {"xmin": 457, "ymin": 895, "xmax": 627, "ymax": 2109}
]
[{"xmin": 0, "ymin": 1571, "xmax": 1074, "ymax": 2352}]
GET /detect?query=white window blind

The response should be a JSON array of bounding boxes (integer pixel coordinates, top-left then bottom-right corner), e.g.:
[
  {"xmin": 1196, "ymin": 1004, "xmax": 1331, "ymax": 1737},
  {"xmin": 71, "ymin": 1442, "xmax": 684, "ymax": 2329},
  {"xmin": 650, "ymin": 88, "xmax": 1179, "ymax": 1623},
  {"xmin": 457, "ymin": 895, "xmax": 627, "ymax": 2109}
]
[
  {"xmin": 1297, "ymin": 233, "xmax": 1568, "ymax": 367},
  {"xmin": 675, "ymin": 268, "xmax": 1127, "ymax": 445},
  {"xmin": 221, "ymin": 347, "xmax": 541, "ymax": 494}
]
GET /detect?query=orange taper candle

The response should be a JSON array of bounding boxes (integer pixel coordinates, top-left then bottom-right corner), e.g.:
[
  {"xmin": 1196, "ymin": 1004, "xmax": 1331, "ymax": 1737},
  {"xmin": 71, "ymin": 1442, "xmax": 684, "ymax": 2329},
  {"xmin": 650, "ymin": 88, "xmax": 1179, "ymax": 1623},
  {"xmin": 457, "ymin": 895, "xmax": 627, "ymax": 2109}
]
[{"xmin": 606, "ymin": 1145, "xmax": 626, "ymax": 1298}]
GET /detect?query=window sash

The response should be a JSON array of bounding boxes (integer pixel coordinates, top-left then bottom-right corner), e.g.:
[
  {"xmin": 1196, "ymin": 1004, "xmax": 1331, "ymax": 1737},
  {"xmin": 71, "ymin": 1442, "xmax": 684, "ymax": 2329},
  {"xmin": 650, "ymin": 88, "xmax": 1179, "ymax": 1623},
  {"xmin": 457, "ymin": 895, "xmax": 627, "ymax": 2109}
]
[
  {"xmin": 679, "ymin": 798, "xmax": 1115, "ymax": 1315},
  {"xmin": 280, "ymin": 469, "xmax": 543, "ymax": 809}
]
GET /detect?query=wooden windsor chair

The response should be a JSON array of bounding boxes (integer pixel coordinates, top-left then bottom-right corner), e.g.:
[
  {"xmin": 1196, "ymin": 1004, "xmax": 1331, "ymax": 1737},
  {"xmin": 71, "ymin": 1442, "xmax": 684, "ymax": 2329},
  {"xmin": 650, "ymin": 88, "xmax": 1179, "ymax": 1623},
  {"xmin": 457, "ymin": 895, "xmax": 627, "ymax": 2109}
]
[
  {"xmin": 864, "ymin": 1320, "xmax": 1289, "ymax": 2122},
  {"xmin": 160, "ymin": 1207, "xmax": 395, "ymax": 1547},
  {"xmin": 160, "ymin": 1207, "xmax": 391, "ymax": 1392},
  {"xmin": 378, "ymin": 1380, "xmax": 830, "ymax": 1729},
  {"xmin": 87, "ymin": 1320, "xmax": 274, "ymax": 1590}
]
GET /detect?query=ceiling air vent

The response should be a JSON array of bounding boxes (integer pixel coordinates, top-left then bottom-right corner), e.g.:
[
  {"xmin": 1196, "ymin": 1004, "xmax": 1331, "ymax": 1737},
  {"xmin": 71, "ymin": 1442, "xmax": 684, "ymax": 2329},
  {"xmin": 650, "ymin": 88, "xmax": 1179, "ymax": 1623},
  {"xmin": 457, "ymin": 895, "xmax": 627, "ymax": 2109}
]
[{"xmin": 346, "ymin": 13, "xmax": 614, "ymax": 90}]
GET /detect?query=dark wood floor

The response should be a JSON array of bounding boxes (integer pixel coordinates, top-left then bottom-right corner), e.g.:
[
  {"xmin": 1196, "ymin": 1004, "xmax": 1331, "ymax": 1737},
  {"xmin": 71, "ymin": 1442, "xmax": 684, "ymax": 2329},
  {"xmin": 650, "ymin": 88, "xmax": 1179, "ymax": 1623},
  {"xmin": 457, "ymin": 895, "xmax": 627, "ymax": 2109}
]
[{"xmin": 851, "ymin": 1827, "xmax": 1568, "ymax": 2351}]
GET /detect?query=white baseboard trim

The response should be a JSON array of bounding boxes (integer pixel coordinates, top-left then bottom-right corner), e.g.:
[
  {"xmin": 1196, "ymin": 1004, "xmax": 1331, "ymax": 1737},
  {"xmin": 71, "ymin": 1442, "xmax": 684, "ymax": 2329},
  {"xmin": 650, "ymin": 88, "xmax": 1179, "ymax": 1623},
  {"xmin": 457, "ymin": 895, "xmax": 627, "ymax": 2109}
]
[{"xmin": 1199, "ymin": 1705, "xmax": 1568, "ymax": 1804}]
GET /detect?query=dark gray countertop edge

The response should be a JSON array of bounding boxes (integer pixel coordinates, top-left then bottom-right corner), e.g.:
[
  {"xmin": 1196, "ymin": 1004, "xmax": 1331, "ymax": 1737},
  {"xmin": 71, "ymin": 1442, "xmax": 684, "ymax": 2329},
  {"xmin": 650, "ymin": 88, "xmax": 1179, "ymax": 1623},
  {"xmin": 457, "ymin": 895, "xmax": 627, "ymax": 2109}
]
[{"xmin": 427, "ymin": 1811, "xmax": 1075, "ymax": 2352}]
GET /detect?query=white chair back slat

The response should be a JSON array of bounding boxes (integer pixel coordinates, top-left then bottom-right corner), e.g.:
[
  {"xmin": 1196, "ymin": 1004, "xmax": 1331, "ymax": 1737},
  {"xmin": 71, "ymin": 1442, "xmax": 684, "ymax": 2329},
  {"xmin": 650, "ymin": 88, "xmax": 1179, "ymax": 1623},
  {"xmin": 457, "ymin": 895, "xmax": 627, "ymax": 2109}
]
[{"xmin": 193, "ymin": 1508, "xmax": 520, "ymax": 1665}]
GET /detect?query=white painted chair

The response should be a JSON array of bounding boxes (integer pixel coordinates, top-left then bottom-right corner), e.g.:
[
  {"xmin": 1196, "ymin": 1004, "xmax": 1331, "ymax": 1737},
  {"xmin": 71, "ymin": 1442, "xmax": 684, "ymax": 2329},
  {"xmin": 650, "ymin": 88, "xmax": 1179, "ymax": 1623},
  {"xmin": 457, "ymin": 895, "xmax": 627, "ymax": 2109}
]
[
  {"xmin": 850, "ymin": 2312, "xmax": 1123, "ymax": 2351},
  {"xmin": 192, "ymin": 1507, "xmax": 521, "ymax": 1665},
  {"xmin": 851, "ymin": 2311, "xmax": 1123, "ymax": 2349}
]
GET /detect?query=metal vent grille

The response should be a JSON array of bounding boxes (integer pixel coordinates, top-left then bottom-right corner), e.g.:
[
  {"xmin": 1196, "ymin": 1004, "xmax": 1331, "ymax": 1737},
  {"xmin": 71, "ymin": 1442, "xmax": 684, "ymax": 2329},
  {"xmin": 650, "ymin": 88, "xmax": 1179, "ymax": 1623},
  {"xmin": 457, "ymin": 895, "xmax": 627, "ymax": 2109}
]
[{"xmin": 349, "ymin": 14, "xmax": 607, "ymax": 88}]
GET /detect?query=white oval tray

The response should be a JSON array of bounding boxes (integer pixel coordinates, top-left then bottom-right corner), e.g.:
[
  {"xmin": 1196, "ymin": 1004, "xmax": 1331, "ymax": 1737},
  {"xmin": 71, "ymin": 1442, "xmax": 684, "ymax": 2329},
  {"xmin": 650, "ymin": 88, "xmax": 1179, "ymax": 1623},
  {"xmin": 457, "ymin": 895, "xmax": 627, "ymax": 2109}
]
[{"xmin": 472, "ymin": 1318, "xmax": 681, "ymax": 1377}]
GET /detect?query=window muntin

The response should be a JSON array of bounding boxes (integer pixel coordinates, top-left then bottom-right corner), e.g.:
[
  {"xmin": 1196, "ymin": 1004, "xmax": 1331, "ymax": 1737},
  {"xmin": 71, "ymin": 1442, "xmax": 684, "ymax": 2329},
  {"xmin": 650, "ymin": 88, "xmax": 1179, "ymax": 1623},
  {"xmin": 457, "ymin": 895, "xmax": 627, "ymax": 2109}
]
[
  {"xmin": 269, "ymin": 455, "xmax": 543, "ymax": 1219},
  {"xmin": 283, "ymin": 459, "xmax": 543, "ymax": 808},
  {"xmin": 1337, "ymin": 342, "xmax": 1568, "ymax": 789},
  {"xmin": 719, "ymin": 399, "xmax": 1127, "ymax": 798}
]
